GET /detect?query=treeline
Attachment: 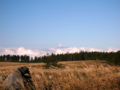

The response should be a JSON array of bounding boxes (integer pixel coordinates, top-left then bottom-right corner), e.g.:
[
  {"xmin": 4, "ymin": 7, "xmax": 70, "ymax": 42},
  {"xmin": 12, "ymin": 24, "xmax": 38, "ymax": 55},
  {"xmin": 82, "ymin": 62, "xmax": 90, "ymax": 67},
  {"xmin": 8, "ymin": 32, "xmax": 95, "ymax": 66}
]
[{"xmin": 0, "ymin": 51, "xmax": 120, "ymax": 65}]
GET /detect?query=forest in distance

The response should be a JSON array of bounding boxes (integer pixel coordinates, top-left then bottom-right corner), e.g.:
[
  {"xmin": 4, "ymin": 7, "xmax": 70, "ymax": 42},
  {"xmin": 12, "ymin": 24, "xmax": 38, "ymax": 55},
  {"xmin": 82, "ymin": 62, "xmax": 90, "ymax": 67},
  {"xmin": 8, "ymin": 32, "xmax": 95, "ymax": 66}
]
[{"xmin": 0, "ymin": 51, "xmax": 120, "ymax": 65}]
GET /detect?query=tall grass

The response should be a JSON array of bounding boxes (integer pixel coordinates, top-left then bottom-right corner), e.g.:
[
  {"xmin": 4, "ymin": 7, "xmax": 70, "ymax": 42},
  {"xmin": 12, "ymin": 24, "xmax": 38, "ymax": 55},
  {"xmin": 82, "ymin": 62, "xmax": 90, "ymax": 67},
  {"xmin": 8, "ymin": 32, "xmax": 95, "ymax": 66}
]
[{"xmin": 0, "ymin": 60, "xmax": 120, "ymax": 90}]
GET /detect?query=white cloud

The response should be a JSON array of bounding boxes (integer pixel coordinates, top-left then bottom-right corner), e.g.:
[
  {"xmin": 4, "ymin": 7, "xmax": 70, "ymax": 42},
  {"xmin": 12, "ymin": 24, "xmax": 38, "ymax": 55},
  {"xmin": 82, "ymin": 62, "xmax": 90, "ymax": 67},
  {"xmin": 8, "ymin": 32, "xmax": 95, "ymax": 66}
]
[
  {"xmin": 59, "ymin": 44, "xmax": 61, "ymax": 47},
  {"xmin": 49, "ymin": 47, "xmax": 103, "ymax": 54},
  {"xmin": 0, "ymin": 47, "xmax": 41, "ymax": 58},
  {"xmin": 0, "ymin": 47, "xmax": 119, "ymax": 57},
  {"xmin": 16, "ymin": 47, "xmax": 40, "ymax": 57},
  {"xmin": 105, "ymin": 47, "xmax": 119, "ymax": 52}
]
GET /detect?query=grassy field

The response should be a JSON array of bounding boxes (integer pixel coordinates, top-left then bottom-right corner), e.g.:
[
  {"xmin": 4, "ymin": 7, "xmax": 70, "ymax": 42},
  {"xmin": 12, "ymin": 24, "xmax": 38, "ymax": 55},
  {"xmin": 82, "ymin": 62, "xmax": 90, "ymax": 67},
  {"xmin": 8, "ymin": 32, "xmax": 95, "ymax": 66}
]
[{"xmin": 0, "ymin": 60, "xmax": 120, "ymax": 90}]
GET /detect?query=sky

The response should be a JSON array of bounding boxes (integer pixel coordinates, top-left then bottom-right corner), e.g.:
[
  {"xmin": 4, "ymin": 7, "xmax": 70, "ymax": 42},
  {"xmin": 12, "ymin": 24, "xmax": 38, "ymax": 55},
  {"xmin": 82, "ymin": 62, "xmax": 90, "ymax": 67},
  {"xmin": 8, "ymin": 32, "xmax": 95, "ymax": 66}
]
[{"xmin": 0, "ymin": 0, "xmax": 120, "ymax": 57}]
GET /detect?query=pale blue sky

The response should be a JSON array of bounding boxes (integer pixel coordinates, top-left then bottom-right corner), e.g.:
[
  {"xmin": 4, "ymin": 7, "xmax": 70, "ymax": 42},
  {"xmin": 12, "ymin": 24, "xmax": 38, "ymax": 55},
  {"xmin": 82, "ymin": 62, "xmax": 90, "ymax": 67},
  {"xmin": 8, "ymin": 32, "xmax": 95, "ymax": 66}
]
[{"xmin": 0, "ymin": 0, "xmax": 120, "ymax": 49}]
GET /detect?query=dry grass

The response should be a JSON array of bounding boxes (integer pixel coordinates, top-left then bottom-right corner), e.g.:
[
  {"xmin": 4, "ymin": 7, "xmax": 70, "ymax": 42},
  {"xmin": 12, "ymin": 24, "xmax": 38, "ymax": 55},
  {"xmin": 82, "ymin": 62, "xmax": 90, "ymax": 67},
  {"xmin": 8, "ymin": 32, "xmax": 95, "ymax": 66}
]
[{"xmin": 0, "ymin": 60, "xmax": 120, "ymax": 90}]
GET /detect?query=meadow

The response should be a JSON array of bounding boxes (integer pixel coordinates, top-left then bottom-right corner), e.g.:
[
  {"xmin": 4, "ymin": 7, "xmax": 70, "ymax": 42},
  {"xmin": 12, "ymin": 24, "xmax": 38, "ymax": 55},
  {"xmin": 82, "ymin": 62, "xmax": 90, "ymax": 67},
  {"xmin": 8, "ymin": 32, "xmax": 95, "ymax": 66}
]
[{"xmin": 0, "ymin": 60, "xmax": 120, "ymax": 90}]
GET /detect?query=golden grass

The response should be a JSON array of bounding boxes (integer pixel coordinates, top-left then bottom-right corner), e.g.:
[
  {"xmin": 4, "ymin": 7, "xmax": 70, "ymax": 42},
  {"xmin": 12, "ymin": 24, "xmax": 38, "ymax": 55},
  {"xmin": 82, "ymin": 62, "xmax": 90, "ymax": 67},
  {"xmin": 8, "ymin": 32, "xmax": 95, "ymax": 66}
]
[{"xmin": 0, "ymin": 60, "xmax": 120, "ymax": 90}]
